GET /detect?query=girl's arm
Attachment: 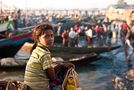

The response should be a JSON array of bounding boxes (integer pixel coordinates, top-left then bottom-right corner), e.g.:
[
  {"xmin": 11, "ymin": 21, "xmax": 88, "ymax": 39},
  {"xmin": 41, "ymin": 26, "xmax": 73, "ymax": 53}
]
[{"xmin": 46, "ymin": 67, "xmax": 56, "ymax": 81}]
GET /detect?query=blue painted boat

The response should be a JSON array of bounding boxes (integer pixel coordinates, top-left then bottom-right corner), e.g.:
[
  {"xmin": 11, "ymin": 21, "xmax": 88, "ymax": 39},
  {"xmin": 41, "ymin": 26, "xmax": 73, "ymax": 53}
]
[{"xmin": 0, "ymin": 26, "xmax": 34, "ymax": 58}]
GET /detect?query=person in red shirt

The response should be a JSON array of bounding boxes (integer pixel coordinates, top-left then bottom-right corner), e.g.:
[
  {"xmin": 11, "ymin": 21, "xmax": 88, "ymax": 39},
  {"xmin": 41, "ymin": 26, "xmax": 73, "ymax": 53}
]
[
  {"xmin": 121, "ymin": 21, "xmax": 130, "ymax": 39},
  {"xmin": 74, "ymin": 25, "xmax": 80, "ymax": 33}
]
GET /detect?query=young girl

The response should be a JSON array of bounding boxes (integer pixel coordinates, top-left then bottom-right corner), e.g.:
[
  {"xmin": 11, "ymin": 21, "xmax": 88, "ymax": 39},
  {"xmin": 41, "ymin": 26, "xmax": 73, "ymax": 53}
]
[
  {"xmin": 24, "ymin": 23, "xmax": 56, "ymax": 90},
  {"xmin": 24, "ymin": 23, "xmax": 75, "ymax": 90}
]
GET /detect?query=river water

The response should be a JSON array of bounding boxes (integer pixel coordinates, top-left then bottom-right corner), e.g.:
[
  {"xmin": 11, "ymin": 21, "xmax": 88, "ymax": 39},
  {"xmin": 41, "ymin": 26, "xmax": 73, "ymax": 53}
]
[{"xmin": 0, "ymin": 38, "xmax": 132, "ymax": 90}]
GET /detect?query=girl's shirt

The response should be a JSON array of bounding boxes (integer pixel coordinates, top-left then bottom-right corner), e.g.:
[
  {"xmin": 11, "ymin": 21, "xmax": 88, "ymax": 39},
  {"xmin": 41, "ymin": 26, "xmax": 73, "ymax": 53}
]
[{"xmin": 24, "ymin": 43, "xmax": 52, "ymax": 90}]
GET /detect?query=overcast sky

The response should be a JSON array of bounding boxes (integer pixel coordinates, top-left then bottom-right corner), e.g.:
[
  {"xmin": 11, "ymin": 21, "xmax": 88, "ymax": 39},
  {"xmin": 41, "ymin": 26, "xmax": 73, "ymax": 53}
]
[{"xmin": 3, "ymin": 0, "xmax": 134, "ymax": 9}]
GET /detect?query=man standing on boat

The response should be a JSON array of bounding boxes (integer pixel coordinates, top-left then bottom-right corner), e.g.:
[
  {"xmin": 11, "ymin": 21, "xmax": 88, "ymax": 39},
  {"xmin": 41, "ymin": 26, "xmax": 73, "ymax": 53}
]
[
  {"xmin": 62, "ymin": 28, "xmax": 69, "ymax": 47},
  {"xmin": 121, "ymin": 21, "xmax": 130, "ymax": 41},
  {"xmin": 85, "ymin": 25, "xmax": 93, "ymax": 46},
  {"xmin": 68, "ymin": 27, "xmax": 79, "ymax": 47}
]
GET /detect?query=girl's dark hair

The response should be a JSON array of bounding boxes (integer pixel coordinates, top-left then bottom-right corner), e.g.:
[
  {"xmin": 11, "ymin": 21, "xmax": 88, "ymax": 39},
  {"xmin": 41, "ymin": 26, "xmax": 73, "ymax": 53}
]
[{"xmin": 31, "ymin": 23, "xmax": 53, "ymax": 53}]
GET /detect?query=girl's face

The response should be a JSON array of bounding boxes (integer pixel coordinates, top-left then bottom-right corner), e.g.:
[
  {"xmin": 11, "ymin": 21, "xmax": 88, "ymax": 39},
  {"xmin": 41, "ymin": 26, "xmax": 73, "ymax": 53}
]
[{"xmin": 39, "ymin": 30, "xmax": 54, "ymax": 47}]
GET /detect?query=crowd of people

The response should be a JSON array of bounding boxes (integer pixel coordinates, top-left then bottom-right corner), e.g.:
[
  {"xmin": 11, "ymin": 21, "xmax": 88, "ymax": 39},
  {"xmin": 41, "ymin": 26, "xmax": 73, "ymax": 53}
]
[
  {"xmin": 55, "ymin": 19, "xmax": 134, "ymax": 48},
  {"xmin": 56, "ymin": 19, "xmax": 134, "ymax": 67}
]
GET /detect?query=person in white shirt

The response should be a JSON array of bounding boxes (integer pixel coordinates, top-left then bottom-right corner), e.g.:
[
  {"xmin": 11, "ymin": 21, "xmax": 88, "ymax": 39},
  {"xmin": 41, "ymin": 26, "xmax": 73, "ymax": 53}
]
[
  {"xmin": 85, "ymin": 25, "xmax": 93, "ymax": 45},
  {"xmin": 68, "ymin": 27, "xmax": 79, "ymax": 47}
]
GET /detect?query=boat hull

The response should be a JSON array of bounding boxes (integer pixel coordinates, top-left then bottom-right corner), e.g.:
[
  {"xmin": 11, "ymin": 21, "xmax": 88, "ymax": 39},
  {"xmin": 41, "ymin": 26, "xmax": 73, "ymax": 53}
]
[
  {"xmin": 68, "ymin": 53, "xmax": 101, "ymax": 66},
  {"xmin": 0, "ymin": 53, "xmax": 100, "ymax": 70},
  {"xmin": 15, "ymin": 42, "xmax": 121, "ymax": 60},
  {"xmin": 0, "ymin": 32, "xmax": 32, "ymax": 58},
  {"xmin": 50, "ymin": 45, "xmax": 121, "ymax": 54}
]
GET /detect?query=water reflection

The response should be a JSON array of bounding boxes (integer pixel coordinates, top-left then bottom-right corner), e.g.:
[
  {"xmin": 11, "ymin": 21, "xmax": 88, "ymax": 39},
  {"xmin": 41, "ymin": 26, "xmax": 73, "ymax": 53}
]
[{"xmin": 74, "ymin": 53, "xmax": 115, "ymax": 90}]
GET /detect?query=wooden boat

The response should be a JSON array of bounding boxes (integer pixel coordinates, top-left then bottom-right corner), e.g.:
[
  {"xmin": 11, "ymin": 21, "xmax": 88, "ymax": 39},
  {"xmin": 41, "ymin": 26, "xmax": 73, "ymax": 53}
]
[
  {"xmin": 0, "ymin": 53, "xmax": 100, "ymax": 70},
  {"xmin": 0, "ymin": 64, "xmax": 27, "ymax": 71},
  {"xmin": 51, "ymin": 51, "xmax": 99, "ymax": 61},
  {"xmin": 0, "ymin": 26, "xmax": 34, "ymax": 58},
  {"xmin": 23, "ymin": 42, "xmax": 121, "ymax": 54},
  {"xmin": 67, "ymin": 53, "xmax": 101, "ymax": 66},
  {"xmin": 50, "ymin": 45, "xmax": 121, "ymax": 55},
  {"xmin": 0, "ymin": 56, "xmax": 27, "ymax": 71},
  {"xmin": 16, "ymin": 42, "xmax": 120, "ymax": 60},
  {"xmin": 52, "ymin": 53, "xmax": 100, "ymax": 63}
]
